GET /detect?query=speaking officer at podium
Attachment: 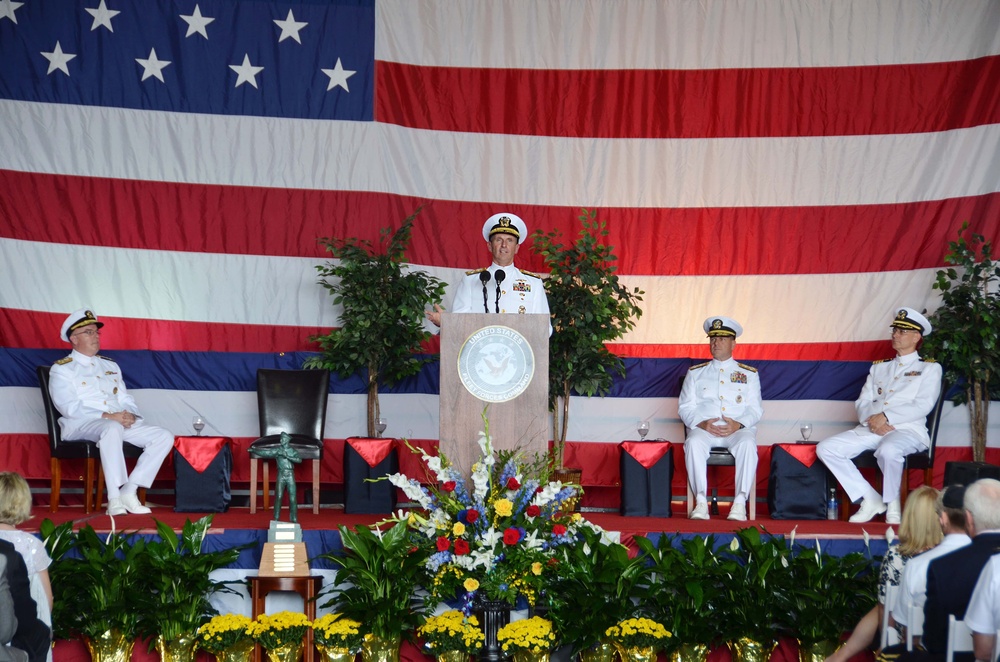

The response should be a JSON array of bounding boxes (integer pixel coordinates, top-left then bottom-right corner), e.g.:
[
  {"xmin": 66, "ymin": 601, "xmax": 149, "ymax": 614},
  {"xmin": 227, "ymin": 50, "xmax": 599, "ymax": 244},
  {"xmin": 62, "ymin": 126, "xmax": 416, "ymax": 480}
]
[
  {"xmin": 679, "ymin": 316, "xmax": 762, "ymax": 522},
  {"xmin": 426, "ymin": 212, "xmax": 550, "ymax": 330},
  {"xmin": 817, "ymin": 307, "xmax": 942, "ymax": 525}
]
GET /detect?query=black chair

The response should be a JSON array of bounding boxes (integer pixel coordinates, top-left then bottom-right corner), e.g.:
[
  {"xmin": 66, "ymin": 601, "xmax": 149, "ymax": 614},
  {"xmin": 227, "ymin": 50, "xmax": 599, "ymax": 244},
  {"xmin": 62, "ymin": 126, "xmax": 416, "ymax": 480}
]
[
  {"xmin": 248, "ymin": 368, "xmax": 329, "ymax": 515},
  {"xmin": 37, "ymin": 366, "xmax": 146, "ymax": 513},
  {"xmin": 841, "ymin": 374, "xmax": 949, "ymax": 519},
  {"xmin": 685, "ymin": 448, "xmax": 758, "ymax": 520}
]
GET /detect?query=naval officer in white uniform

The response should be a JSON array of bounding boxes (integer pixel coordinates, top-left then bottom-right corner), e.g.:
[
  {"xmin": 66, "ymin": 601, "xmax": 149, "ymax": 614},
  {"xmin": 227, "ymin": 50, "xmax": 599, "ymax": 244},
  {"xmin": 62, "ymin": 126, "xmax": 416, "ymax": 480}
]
[
  {"xmin": 678, "ymin": 316, "xmax": 762, "ymax": 521},
  {"xmin": 816, "ymin": 307, "xmax": 943, "ymax": 524},
  {"xmin": 48, "ymin": 309, "xmax": 174, "ymax": 516},
  {"xmin": 426, "ymin": 213, "xmax": 550, "ymax": 330}
]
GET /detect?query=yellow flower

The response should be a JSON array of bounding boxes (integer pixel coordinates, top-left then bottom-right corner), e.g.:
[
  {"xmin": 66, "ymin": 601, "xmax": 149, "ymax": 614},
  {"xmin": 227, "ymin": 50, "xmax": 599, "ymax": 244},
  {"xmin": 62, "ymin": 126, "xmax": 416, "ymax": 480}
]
[
  {"xmin": 464, "ymin": 578, "xmax": 480, "ymax": 591},
  {"xmin": 531, "ymin": 562, "xmax": 543, "ymax": 576},
  {"xmin": 453, "ymin": 522, "xmax": 466, "ymax": 536},
  {"xmin": 494, "ymin": 499, "xmax": 513, "ymax": 517}
]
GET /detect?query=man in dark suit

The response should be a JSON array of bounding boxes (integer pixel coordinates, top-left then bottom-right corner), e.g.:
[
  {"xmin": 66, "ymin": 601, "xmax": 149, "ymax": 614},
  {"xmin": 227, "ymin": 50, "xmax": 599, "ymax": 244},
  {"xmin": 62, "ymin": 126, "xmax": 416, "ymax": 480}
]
[
  {"xmin": 917, "ymin": 478, "xmax": 1000, "ymax": 662},
  {"xmin": 0, "ymin": 539, "xmax": 50, "ymax": 662}
]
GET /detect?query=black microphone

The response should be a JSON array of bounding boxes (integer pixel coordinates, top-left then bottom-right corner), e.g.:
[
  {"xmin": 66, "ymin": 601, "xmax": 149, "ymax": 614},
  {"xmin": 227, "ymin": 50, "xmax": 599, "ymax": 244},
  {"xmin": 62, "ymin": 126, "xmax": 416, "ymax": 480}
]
[
  {"xmin": 479, "ymin": 270, "xmax": 492, "ymax": 313},
  {"xmin": 493, "ymin": 269, "xmax": 506, "ymax": 313}
]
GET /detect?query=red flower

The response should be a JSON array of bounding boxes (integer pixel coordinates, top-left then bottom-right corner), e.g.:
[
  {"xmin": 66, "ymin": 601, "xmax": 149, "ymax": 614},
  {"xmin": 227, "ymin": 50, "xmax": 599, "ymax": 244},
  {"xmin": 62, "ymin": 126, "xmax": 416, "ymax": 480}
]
[
  {"xmin": 466, "ymin": 509, "xmax": 480, "ymax": 523},
  {"xmin": 552, "ymin": 524, "xmax": 567, "ymax": 535},
  {"xmin": 453, "ymin": 539, "xmax": 470, "ymax": 555},
  {"xmin": 442, "ymin": 481, "xmax": 457, "ymax": 492},
  {"xmin": 506, "ymin": 477, "xmax": 520, "ymax": 490},
  {"xmin": 503, "ymin": 528, "xmax": 522, "ymax": 545},
  {"xmin": 526, "ymin": 505, "xmax": 541, "ymax": 517},
  {"xmin": 436, "ymin": 536, "xmax": 451, "ymax": 552}
]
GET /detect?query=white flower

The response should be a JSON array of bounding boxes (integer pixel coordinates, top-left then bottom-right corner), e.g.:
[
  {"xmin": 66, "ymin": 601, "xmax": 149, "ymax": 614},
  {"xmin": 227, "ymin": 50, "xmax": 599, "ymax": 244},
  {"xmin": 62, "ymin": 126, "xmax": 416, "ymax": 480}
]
[
  {"xmin": 780, "ymin": 556, "xmax": 789, "ymax": 568},
  {"xmin": 520, "ymin": 529, "xmax": 545, "ymax": 551},
  {"xmin": 885, "ymin": 527, "xmax": 896, "ymax": 544},
  {"xmin": 814, "ymin": 539, "xmax": 822, "ymax": 555},
  {"xmin": 729, "ymin": 537, "xmax": 740, "ymax": 552},
  {"xmin": 789, "ymin": 525, "xmax": 797, "ymax": 548},
  {"xmin": 387, "ymin": 474, "xmax": 435, "ymax": 509},
  {"xmin": 862, "ymin": 529, "xmax": 871, "ymax": 547}
]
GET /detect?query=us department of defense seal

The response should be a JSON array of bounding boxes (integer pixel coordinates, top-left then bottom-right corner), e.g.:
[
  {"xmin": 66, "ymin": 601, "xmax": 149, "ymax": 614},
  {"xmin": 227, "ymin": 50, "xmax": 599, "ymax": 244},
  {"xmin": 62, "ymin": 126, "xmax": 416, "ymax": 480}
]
[{"xmin": 458, "ymin": 325, "xmax": 535, "ymax": 403}]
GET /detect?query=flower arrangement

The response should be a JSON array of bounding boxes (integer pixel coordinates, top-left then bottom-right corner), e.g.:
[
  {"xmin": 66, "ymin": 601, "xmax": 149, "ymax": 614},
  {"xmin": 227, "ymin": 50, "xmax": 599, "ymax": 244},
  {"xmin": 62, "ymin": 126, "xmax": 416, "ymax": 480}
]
[
  {"xmin": 248, "ymin": 612, "xmax": 312, "ymax": 651},
  {"xmin": 387, "ymin": 423, "xmax": 605, "ymax": 608},
  {"xmin": 197, "ymin": 614, "xmax": 255, "ymax": 654},
  {"xmin": 312, "ymin": 614, "xmax": 364, "ymax": 653},
  {"xmin": 417, "ymin": 610, "xmax": 485, "ymax": 654},
  {"xmin": 604, "ymin": 618, "xmax": 671, "ymax": 649},
  {"xmin": 497, "ymin": 616, "xmax": 557, "ymax": 654}
]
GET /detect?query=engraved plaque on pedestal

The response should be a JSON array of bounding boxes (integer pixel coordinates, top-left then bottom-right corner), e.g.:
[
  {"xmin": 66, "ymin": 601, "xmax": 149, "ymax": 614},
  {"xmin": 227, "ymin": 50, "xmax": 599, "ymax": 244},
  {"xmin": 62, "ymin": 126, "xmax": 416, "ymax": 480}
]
[{"xmin": 258, "ymin": 521, "xmax": 309, "ymax": 577}]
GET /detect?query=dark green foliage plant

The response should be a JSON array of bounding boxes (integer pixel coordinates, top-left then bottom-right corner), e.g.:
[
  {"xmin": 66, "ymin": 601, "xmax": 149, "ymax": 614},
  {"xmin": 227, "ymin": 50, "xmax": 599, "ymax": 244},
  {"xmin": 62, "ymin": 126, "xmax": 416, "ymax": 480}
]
[
  {"xmin": 531, "ymin": 209, "xmax": 644, "ymax": 465},
  {"xmin": 923, "ymin": 222, "xmax": 1000, "ymax": 463},
  {"xmin": 305, "ymin": 211, "xmax": 446, "ymax": 437}
]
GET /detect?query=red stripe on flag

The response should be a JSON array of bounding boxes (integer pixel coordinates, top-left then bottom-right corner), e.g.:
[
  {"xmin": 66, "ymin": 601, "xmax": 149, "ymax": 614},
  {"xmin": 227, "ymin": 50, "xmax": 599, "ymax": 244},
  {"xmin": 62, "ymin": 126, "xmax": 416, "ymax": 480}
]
[
  {"xmin": 375, "ymin": 56, "xmax": 1000, "ymax": 138},
  {"xmin": 4, "ymin": 170, "xmax": 1000, "ymax": 276}
]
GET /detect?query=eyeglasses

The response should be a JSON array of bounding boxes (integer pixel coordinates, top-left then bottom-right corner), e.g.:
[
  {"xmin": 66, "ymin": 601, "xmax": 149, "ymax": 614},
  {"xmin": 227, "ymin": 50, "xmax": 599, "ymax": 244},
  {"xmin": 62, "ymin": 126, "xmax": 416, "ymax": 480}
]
[
  {"xmin": 71, "ymin": 329, "xmax": 101, "ymax": 338},
  {"xmin": 891, "ymin": 328, "xmax": 916, "ymax": 336}
]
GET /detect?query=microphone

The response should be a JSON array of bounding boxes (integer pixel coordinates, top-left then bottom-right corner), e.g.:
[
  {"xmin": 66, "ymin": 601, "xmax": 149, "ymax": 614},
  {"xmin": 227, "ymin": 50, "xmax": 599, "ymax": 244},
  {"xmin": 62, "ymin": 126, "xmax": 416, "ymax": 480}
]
[
  {"xmin": 479, "ymin": 270, "xmax": 492, "ymax": 313},
  {"xmin": 493, "ymin": 269, "xmax": 506, "ymax": 313}
]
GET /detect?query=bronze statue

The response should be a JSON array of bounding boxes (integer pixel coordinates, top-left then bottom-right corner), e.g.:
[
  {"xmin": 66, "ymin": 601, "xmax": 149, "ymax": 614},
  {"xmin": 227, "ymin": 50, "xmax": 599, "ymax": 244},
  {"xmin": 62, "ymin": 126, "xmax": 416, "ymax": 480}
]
[{"xmin": 251, "ymin": 431, "xmax": 303, "ymax": 522}]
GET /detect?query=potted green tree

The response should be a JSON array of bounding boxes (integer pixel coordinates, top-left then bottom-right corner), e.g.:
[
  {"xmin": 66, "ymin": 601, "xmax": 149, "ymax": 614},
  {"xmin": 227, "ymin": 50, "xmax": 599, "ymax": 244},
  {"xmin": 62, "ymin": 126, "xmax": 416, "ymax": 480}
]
[
  {"xmin": 305, "ymin": 211, "xmax": 446, "ymax": 437},
  {"xmin": 923, "ymin": 222, "xmax": 1000, "ymax": 465},
  {"xmin": 319, "ymin": 523, "xmax": 427, "ymax": 662},
  {"xmin": 531, "ymin": 209, "xmax": 644, "ymax": 471}
]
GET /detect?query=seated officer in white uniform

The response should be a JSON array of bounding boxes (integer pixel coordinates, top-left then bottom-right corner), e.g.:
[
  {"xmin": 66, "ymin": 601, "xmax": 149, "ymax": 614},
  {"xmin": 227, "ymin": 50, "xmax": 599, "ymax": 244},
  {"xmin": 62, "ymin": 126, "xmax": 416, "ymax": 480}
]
[
  {"xmin": 678, "ymin": 316, "xmax": 762, "ymax": 521},
  {"xmin": 48, "ymin": 309, "xmax": 174, "ymax": 516},
  {"xmin": 426, "ymin": 213, "xmax": 550, "ymax": 332},
  {"xmin": 816, "ymin": 307, "xmax": 942, "ymax": 524}
]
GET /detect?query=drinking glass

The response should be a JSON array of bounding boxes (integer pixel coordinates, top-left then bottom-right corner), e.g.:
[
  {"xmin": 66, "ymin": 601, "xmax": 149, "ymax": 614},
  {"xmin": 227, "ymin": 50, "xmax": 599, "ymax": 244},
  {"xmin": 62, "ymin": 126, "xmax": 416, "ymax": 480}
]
[
  {"xmin": 375, "ymin": 417, "xmax": 387, "ymax": 438},
  {"xmin": 800, "ymin": 423, "xmax": 813, "ymax": 442},
  {"xmin": 192, "ymin": 416, "xmax": 206, "ymax": 436},
  {"xmin": 637, "ymin": 420, "xmax": 650, "ymax": 441}
]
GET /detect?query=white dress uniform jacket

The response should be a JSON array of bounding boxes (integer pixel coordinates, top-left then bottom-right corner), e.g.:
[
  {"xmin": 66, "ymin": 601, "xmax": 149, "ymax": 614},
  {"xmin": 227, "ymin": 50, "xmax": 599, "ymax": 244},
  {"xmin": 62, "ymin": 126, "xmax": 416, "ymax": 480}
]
[
  {"xmin": 852, "ymin": 353, "xmax": 942, "ymax": 442},
  {"xmin": 678, "ymin": 358, "xmax": 763, "ymax": 431},
  {"xmin": 48, "ymin": 350, "xmax": 142, "ymax": 438},
  {"xmin": 451, "ymin": 263, "xmax": 550, "ymax": 317}
]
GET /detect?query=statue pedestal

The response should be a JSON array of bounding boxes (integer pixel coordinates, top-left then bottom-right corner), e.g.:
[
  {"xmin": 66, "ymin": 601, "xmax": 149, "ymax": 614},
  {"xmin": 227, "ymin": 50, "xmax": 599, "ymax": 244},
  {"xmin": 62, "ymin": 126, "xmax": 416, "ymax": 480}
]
[{"xmin": 257, "ymin": 521, "xmax": 309, "ymax": 577}]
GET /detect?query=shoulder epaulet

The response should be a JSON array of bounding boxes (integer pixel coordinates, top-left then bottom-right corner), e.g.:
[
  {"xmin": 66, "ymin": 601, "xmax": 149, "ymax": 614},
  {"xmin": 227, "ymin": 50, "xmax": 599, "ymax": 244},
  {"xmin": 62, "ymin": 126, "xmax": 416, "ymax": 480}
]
[
  {"xmin": 465, "ymin": 267, "xmax": 487, "ymax": 276},
  {"xmin": 95, "ymin": 354, "xmax": 117, "ymax": 363},
  {"xmin": 54, "ymin": 356, "xmax": 73, "ymax": 365},
  {"xmin": 737, "ymin": 363, "xmax": 758, "ymax": 373},
  {"xmin": 520, "ymin": 269, "xmax": 543, "ymax": 279},
  {"xmin": 920, "ymin": 358, "xmax": 937, "ymax": 363},
  {"xmin": 872, "ymin": 358, "xmax": 891, "ymax": 365},
  {"xmin": 689, "ymin": 361, "xmax": 710, "ymax": 371}
]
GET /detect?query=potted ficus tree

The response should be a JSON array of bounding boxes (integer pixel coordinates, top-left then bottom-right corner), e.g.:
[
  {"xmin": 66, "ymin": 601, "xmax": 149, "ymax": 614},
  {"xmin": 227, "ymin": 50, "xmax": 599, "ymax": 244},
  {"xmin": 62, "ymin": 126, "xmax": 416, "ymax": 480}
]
[
  {"xmin": 305, "ymin": 211, "xmax": 446, "ymax": 437},
  {"xmin": 923, "ymin": 223, "xmax": 1000, "ymax": 465},
  {"xmin": 531, "ymin": 209, "xmax": 644, "ymax": 472}
]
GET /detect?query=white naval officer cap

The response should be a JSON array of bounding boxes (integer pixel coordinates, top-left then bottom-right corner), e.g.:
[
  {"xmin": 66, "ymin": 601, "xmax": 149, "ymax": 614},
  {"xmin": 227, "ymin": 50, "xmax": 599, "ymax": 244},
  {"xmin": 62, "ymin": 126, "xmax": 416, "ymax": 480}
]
[
  {"xmin": 60, "ymin": 308, "xmax": 104, "ymax": 342},
  {"xmin": 891, "ymin": 307, "xmax": 932, "ymax": 335},
  {"xmin": 703, "ymin": 316, "xmax": 743, "ymax": 338},
  {"xmin": 482, "ymin": 213, "xmax": 528, "ymax": 243}
]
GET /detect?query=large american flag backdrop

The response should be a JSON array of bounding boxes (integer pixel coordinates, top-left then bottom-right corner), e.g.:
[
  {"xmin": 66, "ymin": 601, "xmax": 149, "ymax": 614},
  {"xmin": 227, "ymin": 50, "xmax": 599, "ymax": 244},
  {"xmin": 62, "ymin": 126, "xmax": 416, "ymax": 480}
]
[{"xmin": 1, "ymin": 0, "xmax": 999, "ymax": 489}]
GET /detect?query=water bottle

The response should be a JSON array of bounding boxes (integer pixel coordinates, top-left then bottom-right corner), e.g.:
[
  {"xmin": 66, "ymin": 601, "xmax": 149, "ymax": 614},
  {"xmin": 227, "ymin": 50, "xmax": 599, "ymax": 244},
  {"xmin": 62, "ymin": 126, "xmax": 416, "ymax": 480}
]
[{"xmin": 827, "ymin": 488, "xmax": 839, "ymax": 520}]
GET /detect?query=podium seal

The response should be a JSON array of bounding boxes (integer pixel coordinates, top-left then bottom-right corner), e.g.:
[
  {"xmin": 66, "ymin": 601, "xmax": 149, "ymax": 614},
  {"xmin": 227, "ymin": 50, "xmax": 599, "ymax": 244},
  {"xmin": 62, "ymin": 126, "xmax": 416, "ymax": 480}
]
[{"xmin": 458, "ymin": 325, "xmax": 535, "ymax": 403}]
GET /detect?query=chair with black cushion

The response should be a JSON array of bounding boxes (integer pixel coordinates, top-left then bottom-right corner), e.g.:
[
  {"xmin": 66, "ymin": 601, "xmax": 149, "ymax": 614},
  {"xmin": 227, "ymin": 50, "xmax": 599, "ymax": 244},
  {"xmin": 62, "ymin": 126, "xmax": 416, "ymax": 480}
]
[
  {"xmin": 840, "ymin": 374, "xmax": 948, "ymax": 520},
  {"xmin": 248, "ymin": 368, "xmax": 329, "ymax": 515},
  {"xmin": 685, "ymin": 447, "xmax": 758, "ymax": 520},
  {"xmin": 37, "ymin": 365, "xmax": 99, "ymax": 513}
]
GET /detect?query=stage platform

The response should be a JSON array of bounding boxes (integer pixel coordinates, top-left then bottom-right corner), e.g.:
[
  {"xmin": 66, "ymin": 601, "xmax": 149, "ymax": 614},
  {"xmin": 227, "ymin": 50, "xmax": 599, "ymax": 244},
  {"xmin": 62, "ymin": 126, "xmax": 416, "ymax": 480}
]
[{"xmin": 28, "ymin": 502, "xmax": 883, "ymax": 662}]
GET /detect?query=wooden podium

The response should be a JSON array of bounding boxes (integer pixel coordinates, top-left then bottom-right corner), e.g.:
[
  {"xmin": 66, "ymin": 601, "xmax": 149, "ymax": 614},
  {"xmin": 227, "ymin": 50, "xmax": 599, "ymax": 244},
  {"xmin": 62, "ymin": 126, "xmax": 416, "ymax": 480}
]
[{"xmin": 440, "ymin": 313, "xmax": 549, "ymax": 474}]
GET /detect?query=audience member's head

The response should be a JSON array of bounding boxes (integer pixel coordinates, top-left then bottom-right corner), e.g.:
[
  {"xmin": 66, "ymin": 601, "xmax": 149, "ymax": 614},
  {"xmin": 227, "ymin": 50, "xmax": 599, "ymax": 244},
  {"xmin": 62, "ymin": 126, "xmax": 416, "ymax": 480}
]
[
  {"xmin": 0, "ymin": 472, "xmax": 32, "ymax": 527},
  {"xmin": 964, "ymin": 478, "xmax": 1000, "ymax": 535},
  {"xmin": 936, "ymin": 483, "xmax": 968, "ymax": 532},
  {"xmin": 898, "ymin": 485, "xmax": 944, "ymax": 555}
]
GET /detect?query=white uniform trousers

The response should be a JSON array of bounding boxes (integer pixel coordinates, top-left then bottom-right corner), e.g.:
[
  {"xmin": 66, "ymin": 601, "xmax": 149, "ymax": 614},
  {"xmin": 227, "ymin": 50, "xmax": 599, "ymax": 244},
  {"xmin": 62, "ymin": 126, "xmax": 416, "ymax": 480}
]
[
  {"xmin": 69, "ymin": 418, "xmax": 174, "ymax": 496},
  {"xmin": 684, "ymin": 426, "xmax": 758, "ymax": 502},
  {"xmin": 815, "ymin": 428, "xmax": 927, "ymax": 504}
]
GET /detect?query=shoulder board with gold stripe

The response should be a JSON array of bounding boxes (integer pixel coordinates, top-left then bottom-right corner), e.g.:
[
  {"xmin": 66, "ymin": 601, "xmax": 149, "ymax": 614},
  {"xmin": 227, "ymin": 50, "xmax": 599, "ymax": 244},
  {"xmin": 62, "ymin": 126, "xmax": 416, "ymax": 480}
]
[
  {"xmin": 465, "ymin": 267, "xmax": 487, "ymax": 276},
  {"xmin": 96, "ymin": 355, "xmax": 117, "ymax": 363},
  {"xmin": 920, "ymin": 358, "xmax": 937, "ymax": 363},
  {"xmin": 872, "ymin": 358, "xmax": 891, "ymax": 365},
  {"xmin": 737, "ymin": 363, "xmax": 758, "ymax": 373},
  {"xmin": 54, "ymin": 356, "xmax": 73, "ymax": 365},
  {"xmin": 520, "ymin": 269, "xmax": 543, "ymax": 279},
  {"xmin": 689, "ymin": 361, "xmax": 710, "ymax": 371}
]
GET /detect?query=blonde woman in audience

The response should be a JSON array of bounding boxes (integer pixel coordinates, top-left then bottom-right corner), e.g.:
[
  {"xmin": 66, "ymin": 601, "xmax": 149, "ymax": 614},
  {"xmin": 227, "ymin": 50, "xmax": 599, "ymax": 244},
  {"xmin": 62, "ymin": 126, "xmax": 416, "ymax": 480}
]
[
  {"xmin": 0, "ymin": 472, "xmax": 53, "ymax": 638},
  {"xmin": 826, "ymin": 485, "xmax": 943, "ymax": 662}
]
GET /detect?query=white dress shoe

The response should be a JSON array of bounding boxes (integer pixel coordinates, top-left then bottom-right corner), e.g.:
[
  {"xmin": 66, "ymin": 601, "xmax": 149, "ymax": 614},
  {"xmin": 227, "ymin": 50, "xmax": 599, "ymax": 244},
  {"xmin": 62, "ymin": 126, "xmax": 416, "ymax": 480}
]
[
  {"xmin": 728, "ymin": 501, "xmax": 747, "ymax": 521},
  {"xmin": 120, "ymin": 492, "xmax": 152, "ymax": 515},
  {"xmin": 107, "ymin": 498, "xmax": 127, "ymax": 516},
  {"xmin": 849, "ymin": 496, "xmax": 887, "ymax": 523},
  {"xmin": 690, "ymin": 501, "xmax": 710, "ymax": 520},
  {"xmin": 885, "ymin": 499, "xmax": 901, "ymax": 525}
]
